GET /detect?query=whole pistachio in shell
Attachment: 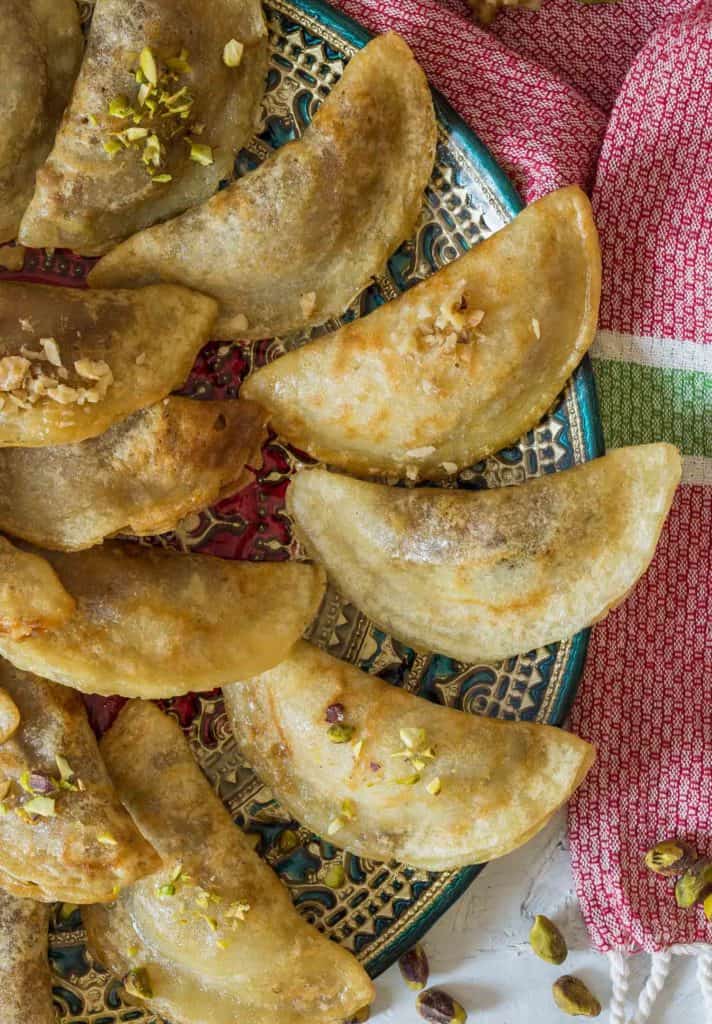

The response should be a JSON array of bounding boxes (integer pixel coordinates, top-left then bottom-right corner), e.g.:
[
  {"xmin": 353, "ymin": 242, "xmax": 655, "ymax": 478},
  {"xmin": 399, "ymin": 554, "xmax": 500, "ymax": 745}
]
[
  {"xmin": 552, "ymin": 976, "xmax": 601, "ymax": 1017},
  {"xmin": 416, "ymin": 987, "xmax": 467, "ymax": 1024},
  {"xmin": 399, "ymin": 943, "xmax": 430, "ymax": 990},
  {"xmin": 675, "ymin": 859, "xmax": 712, "ymax": 908},
  {"xmin": 644, "ymin": 838, "xmax": 698, "ymax": 876},
  {"xmin": 529, "ymin": 915, "xmax": 567, "ymax": 964}
]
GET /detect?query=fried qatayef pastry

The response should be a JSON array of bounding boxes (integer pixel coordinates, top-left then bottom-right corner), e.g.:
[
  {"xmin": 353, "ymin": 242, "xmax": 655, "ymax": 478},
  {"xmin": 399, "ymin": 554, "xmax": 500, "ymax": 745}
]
[
  {"xmin": 0, "ymin": 282, "xmax": 216, "ymax": 446},
  {"xmin": 0, "ymin": 544, "xmax": 325, "ymax": 698},
  {"xmin": 0, "ymin": 535, "xmax": 75, "ymax": 639},
  {"xmin": 0, "ymin": 396, "xmax": 268, "ymax": 550},
  {"xmin": 0, "ymin": 892, "xmax": 54, "ymax": 1024},
  {"xmin": 243, "ymin": 187, "xmax": 601, "ymax": 480},
  {"xmin": 0, "ymin": 0, "xmax": 82, "ymax": 243},
  {"xmin": 88, "ymin": 33, "xmax": 437, "ymax": 339},
  {"xmin": 83, "ymin": 701, "xmax": 374, "ymax": 1024},
  {"xmin": 19, "ymin": 0, "xmax": 268, "ymax": 255},
  {"xmin": 225, "ymin": 642, "xmax": 595, "ymax": 869},
  {"xmin": 0, "ymin": 661, "xmax": 160, "ymax": 902},
  {"xmin": 288, "ymin": 446, "xmax": 681, "ymax": 662}
]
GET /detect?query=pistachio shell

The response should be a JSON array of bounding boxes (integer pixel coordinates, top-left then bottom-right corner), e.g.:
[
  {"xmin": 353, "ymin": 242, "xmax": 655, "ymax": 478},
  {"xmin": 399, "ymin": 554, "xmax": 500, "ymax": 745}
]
[
  {"xmin": 552, "ymin": 976, "xmax": 601, "ymax": 1017},
  {"xmin": 644, "ymin": 838, "xmax": 698, "ymax": 877},
  {"xmin": 399, "ymin": 943, "xmax": 429, "ymax": 990},
  {"xmin": 529, "ymin": 915, "xmax": 567, "ymax": 965},
  {"xmin": 416, "ymin": 987, "xmax": 467, "ymax": 1024},
  {"xmin": 675, "ymin": 860, "xmax": 712, "ymax": 908}
]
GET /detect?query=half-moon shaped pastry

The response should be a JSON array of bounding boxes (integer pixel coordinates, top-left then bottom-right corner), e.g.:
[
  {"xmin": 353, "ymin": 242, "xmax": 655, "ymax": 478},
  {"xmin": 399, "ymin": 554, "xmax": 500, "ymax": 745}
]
[
  {"xmin": 0, "ymin": 0, "xmax": 82, "ymax": 243},
  {"xmin": 242, "ymin": 186, "xmax": 601, "ymax": 480},
  {"xmin": 0, "ymin": 544, "xmax": 325, "ymax": 698},
  {"xmin": 0, "ymin": 396, "xmax": 267, "ymax": 550},
  {"xmin": 0, "ymin": 281, "xmax": 217, "ymax": 446},
  {"xmin": 0, "ymin": 536, "xmax": 75, "ymax": 639},
  {"xmin": 288, "ymin": 445, "xmax": 681, "ymax": 662},
  {"xmin": 0, "ymin": 660, "xmax": 160, "ymax": 902},
  {"xmin": 84, "ymin": 701, "xmax": 375, "ymax": 1024},
  {"xmin": 0, "ymin": 892, "xmax": 54, "ymax": 1024},
  {"xmin": 225, "ymin": 641, "xmax": 595, "ymax": 869},
  {"xmin": 19, "ymin": 0, "xmax": 268, "ymax": 255},
  {"xmin": 88, "ymin": 33, "xmax": 437, "ymax": 340}
]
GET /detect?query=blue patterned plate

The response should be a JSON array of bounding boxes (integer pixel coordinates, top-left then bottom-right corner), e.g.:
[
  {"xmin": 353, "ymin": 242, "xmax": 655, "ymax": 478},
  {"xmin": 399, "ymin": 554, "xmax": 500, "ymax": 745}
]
[{"xmin": 46, "ymin": 0, "xmax": 604, "ymax": 1019}]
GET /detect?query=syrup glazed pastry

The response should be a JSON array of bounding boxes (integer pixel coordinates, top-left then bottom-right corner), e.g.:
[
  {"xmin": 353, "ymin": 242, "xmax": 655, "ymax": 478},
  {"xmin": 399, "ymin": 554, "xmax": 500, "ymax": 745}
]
[
  {"xmin": 242, "ymin": 187, "xmax": 601, "ymax": 481},
  {"xmin": 0, "ymin": 660, "xmax": 159, "ymax": 903},
  {"xmin": 0, "ymin": 891, "xmax": 54, "ymax": 1024},
  {"xmin": 0, "ymin": 535, "xmax": 75, "ymax": 639},
  {"xmin": 288, "ymin": 445, "xmax": 681, "ymax": 663},
  {"xmin": 0, "ymin": 543, "xmax": 325, "ymax": 698},
  {"xmin": 88, "ymin": 33, "xmax": 438, "ymax": 340},
  {"xmin": 225, "ymin": 641, "xmax": 595, "ymax": 870},
  {"xmin": 84, "ymin": 701, "xmax": 375, "ymax": 1024},
  {"xmin": 0, "ymin": 281, "xmax": 217, "ymax": 447},
  {"xmin": 0, "ymin": 0, "xmax": 83, "ymax": 243},
  {"xmin": 19, "ymin": 0, "xmax": 269, "ymax": 255},
  {"xmin": 0, "ymin": 396, "xmax": 268, "ymax": 550}
]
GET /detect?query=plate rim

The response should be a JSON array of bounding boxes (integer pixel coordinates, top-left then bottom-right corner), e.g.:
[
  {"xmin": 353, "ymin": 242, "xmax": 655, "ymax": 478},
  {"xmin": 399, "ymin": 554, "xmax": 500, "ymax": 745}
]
[{"xmin": 280, "ymin": 0, "xmax": 605, "ymax": 978}]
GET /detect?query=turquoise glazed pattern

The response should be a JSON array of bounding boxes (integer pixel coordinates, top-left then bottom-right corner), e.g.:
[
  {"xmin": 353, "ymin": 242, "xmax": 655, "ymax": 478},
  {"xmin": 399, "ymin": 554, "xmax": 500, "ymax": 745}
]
[{"xmin": 7, "ymin": 0, "xmax": 604, "ymax": 1019}]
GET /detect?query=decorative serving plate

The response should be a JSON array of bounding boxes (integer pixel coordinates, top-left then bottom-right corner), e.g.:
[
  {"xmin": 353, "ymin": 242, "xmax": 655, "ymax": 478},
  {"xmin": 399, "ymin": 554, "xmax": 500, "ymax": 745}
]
[{"xmin": 0, "ymin": 0, "xmax": 603, "ymax": 1019}]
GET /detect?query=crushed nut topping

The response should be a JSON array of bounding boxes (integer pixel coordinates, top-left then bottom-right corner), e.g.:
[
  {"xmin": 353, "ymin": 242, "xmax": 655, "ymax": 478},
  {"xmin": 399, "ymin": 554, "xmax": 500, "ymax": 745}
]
[
  {"xmin": 0, "ymin": 356, "xmax": 30, "ymax": 391},
  {"xmin": 327, "ymin": 798, "xmax": 356, "ymax": 836},
  {"xmin": 299, "ymin": 291, "xmax": 317, "ymax": 318},
  {"xmin": 0, "ymin": 342, "xmax": 113, "ymax": 413},
  {"xmin": 531, "ymin": 317, "xmax": 541, "ymax": 339},
  {"xmin": 223, "ymin": 38, "xmax": 245, "ymax": 67}
]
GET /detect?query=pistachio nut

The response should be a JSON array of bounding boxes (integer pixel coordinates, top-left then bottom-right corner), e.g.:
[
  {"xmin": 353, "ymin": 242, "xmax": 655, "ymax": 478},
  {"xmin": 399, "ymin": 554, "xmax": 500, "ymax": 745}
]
[
  {"xmin": 675, "ymin": 859, "xmax": 712, "ymax": 908},
  {"xmin": 399, "ymin": 942, "xmax": 430, "ymax": 990},
  {"xmin": 529, "ymin": 915, "xmax": 567, "ymax": 965},
  {"xmin": 327, "ymin": 723, "xmax": 355, "ymax": 744},
  {"xmin": 416, "ymin": 987, "xmax": 467, "ymax": 1024},
  {"xmin": 704, "ymin": 892, "xmax": 712, "ymax": 921},
  {"xmin": 552, "ymin": 976, "xmax": 601, "ymax": 1017},
  {"xmin": 644, "ymin": 838, "xmax": 698, "ymax": 876},
  {"xmin": 324, "ymin": 862, "xmax": 346, "ymax": 889}
]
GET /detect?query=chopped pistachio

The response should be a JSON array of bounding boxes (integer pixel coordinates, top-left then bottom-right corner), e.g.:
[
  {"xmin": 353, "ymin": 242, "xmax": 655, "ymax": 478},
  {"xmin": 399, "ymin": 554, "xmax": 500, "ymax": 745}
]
[
  {"xmin": 400, "ymin": 727, "xmax": 427, "ymax": 751},
  {"xmin": 341, "ymin": 799, "xmax": 356, "ymax": 819},
  {"xmin": 0, "ymin": 803, "xmax": 8, "ymax": 816},
  {"xmin": 24, "ymin": 795, "xmax": 55, "ymax": 817},
  {"xmin": 327, "ymin": 723, "xmax": 355, "ymax": 744},
  {"xmin": 156, "ymin": 883, "xmax": 175, "ymax": 897},
  {"xmin": 199, "ymin": 913, "xmax": 218, "ymax": 932},
  {"xmin": 139, "ymin": 47, "xmax": 158, "ymax": 86},
  {"xmin": 327, "ymin": 815, "xmax": 346, "ymax": 836},
  {"xmin": 151, "ymin": 174, "xmax": 173, "ymax": 183},
  {"xmin": 225, "ymin": 899, "xmax": 250, "ymax": 925},
  {"xmin": 102, "ymin": 138, "xmax": 123, "ymax": 157},
  {"xmin": 166, "ymin": 48, "xmax": 191, "ymax": 74},
  {"xmin": 395, "ymin": 773, "xmax": 421, "ymax": 786},
  {"xmin": 97, "ymin": 832, "xmax": 118, "ymax": 846},
  {"xmin": 426, "ymin": 777, "xmax": 442, "ymax": 796},
  {"xmin": 124, "ymin": 126, "xmax": 149, "ymax": 143},
  {"xmin": 169, "ymin": 862, "xmax": 184, "ymax": 884},
  {"xmin": 28, "ymin": 772, "xmax": 55, "ymax": 795},
  {"xmin": 108, "ymin": 95, "xmax": 134, "ymax": 118},
  {"xmin": 127, "ymin": 944, "xmax": 139, "ymax": 958},
  {"xmin": 55, "ymin": 755, "xmax": 74, "ymax": 782},
  {"xmin": 217, "ymin": 938, "xmax": 228, "ymax": 949},
  {"xmin": 187, "ymin": 141, "xmax": 214, "ymax": 166},
  {"xmin": 59, "ymin": 903, "xmax": 78, "ymax": 920},
  {"xmin": 531, "ymin": 317, "xmax": 541, "ymax": 339},
  {"xmin": 223, "ymin": 38, "xmax": 245, "ymax": 67},
  {"xmin": 352, "ymin": 739, "xmax": 364, "ymax": 759},
  {"xmin": 18, "ymin": 770, "xmax": 33, "ymax": 793}
]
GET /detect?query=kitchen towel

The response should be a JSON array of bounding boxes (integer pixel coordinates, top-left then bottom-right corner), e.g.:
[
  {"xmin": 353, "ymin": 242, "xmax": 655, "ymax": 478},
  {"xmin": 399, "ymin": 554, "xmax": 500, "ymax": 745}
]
[{"xmin": 332, "ymin": 0, "xmax": 712, "ymax": 1017}]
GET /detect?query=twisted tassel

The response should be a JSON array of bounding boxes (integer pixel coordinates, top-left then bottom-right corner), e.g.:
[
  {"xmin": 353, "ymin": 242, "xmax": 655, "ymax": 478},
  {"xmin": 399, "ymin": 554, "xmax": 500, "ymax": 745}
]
[
  {"xmin": 608, "ymin": 950, "xmax": 631, "ymax": 1024},
  {"xmin": 629, "ymin": 950, "xmax": 672, "ymax": 1024}
]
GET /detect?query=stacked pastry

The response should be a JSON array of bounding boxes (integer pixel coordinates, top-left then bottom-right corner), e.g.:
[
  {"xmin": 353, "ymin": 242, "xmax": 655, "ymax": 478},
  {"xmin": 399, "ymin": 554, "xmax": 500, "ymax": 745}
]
[{"xmin": 0, "ymin": 2, "xmax": 681, "ymax": 1023}]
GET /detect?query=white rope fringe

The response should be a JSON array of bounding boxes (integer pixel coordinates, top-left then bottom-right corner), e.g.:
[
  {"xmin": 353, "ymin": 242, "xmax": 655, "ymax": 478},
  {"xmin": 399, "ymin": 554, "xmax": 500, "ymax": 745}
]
[{"xmin": 608, "ymin": 943, "xmax": 712, "ymax": 1024}]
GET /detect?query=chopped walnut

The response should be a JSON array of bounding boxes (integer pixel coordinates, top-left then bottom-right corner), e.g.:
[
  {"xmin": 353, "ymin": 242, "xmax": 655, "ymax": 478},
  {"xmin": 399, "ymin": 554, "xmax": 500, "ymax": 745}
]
[
  {"xmin": 74, "ymin": 359, "xmax": 111, "ymax": 381},
  {"xmin": 46, "ymin": 384, "xmax": 80, "ymax": 405},
  {"xmin": 40, "ymin": 338, "xmax": 62, "ymax": 367},
  {"xmin": 0, "ymin": 356, "xmax": 30, "ymax": 391}
]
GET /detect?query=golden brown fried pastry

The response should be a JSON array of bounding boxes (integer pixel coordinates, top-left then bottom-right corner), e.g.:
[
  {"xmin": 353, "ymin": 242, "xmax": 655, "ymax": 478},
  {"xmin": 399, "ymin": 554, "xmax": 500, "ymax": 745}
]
[
  {"xmin": 19, "ymin": 0, "xmax": 268, "ymax": 255},
  {"xmin": 88, "ymin": 33, "xmax": 437, "ymax": 339},
  {"xmin": 0, "ymin": 543, "xmax": 325, "ymax": 698},
  {"xmin": 242, "ymin": 187, "xmax": 601, "ymax": 480},
  {"xmin": 0, "ymin": 281, "xmax": 217, "ymax": 446},
  {"xmin": 84, "ymin": 701, "xmax": 375, "ymax": 1024},
  {"xmin": 0, "ymin": 0, "xmax": 82, "ymax": 243},
  {"xmin": 225, "ymin": 641, "xmax": 595, "ymax": 869},
  {"xmin": 0, "ymin": 661, "xmax": 160, "ymax": 902},
  {"xmin": 288, "ymin": 445, "xmax": 681, "ymax": 663},
  {"xmin": 0, "ymin": 891, "xmax": 54, "ymax": 1024},
  {"xmin": 0, "ymin": 396, "xmax": 267, "ymax": 550},
  {"xmin": 0, "ymin": 535, "xmax": 75, "ymax": 639}
]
